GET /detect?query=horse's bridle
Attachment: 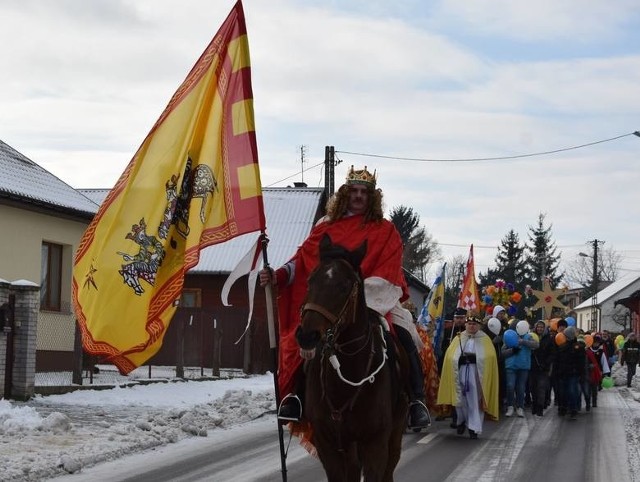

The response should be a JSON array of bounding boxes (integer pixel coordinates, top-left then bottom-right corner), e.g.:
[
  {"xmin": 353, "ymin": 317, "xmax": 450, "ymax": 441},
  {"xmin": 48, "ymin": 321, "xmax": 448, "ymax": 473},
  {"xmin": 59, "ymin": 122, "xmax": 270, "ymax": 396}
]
[{"xmin": 300, "ymin": 276, "xmax": 359, "ymax": 328}]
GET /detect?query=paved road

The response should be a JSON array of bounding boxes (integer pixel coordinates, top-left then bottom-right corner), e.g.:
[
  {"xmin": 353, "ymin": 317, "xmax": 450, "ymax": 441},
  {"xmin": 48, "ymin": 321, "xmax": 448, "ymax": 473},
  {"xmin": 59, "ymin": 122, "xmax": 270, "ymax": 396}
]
[{"xmin": 55, "ymin": 389, "xmax": 638, "ymax": 481}]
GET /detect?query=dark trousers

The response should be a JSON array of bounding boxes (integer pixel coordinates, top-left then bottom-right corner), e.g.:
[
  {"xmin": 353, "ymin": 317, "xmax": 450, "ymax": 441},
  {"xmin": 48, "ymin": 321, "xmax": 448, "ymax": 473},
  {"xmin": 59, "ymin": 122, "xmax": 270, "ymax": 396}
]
[
  {"xmin": 557, "ymin": 376, "xmax": 580, "ymax": 412},
  {"xmin": 627, "ymin": 363, "xmax": 637, "ymax": 387},
  {"xmin": 579, "ymin": 380, "xmax": 598, "ymax": 408},
  {"xmin": 395, "ymin": 325, "xmax": 425, "ymax": 401},
  {"xmin": 530, "ymin": 370, "xmax": 550, "ymax": 413}
]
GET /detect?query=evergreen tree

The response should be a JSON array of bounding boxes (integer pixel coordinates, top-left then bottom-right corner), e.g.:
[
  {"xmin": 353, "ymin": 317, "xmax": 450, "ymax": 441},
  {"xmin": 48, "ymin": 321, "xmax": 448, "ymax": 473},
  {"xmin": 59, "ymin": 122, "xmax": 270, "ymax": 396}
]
[
  {"xmin": 495, "ymin": 229, "xmax": 527, "ymax": 287},
  {"xmin": 479, "ymin": 230, "xmax": 526, "ymax": 288},
  {"xmin": 478, "ymin": 267, "xmax": 500, "ymax": 287},
  {"xmin": 523, "ymin": 213, "xmax": 562, "ymax": 289},
  {"xmin": 389, "ymin": 205, "xmax": 440, "ymax": 280}
]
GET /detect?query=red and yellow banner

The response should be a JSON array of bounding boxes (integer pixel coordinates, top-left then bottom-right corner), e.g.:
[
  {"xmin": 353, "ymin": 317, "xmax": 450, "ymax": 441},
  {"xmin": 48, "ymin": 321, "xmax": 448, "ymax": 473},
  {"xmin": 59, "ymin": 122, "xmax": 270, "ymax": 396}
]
[
  {"xmin": 72, "ymin": 1, "xmax": 265, "ymax": 374},
  {"xmin": 457, "ymin": 244, "xmax": 480, "ymax": 314}
]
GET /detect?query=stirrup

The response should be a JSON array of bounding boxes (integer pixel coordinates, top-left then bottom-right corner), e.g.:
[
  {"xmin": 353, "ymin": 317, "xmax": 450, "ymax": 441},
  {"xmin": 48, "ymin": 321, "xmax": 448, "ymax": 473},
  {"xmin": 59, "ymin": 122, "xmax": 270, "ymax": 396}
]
[
  {"xmin": 408, "ymin": 400, "xmax": 431, "ymax": 430},
  {"xmin": 277, "ymin": 393, "xmax": 302, "ymax": 422}
]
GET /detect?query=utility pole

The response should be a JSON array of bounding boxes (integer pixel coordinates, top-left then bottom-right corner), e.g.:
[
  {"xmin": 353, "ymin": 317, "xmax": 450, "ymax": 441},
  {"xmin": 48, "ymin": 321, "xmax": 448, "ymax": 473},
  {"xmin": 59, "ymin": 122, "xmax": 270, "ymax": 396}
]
[
  {"xmin": 324, "ymin": 146, "xmax": 336, "ymax": 199},
  {"xmin": 588, "ymin": 239, "xmax": 603, "ymax": 332}
]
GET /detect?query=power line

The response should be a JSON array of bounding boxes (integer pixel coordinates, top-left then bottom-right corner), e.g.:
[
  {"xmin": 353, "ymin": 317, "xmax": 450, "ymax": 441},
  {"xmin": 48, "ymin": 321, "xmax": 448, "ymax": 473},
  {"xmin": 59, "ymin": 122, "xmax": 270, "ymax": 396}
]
[
  {"xmin": 336, "ymin": 131, "xmax": 640, "ymax": 163},
  {"xmin": 265, "ymin": 131, "xmax": 640, "ymax": 187},
  {"xmin": 265, "ymin": 161, "xmax": 324, "ymax": 187},
  {"xmin": 436, "ymin": 242, "xmax": 602, "ymax": 250}
]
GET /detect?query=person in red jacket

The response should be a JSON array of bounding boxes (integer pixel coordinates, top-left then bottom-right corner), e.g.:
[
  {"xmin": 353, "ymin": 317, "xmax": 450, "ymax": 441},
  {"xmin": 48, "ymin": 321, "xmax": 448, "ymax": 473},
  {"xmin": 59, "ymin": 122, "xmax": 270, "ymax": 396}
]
[{"xmin": 259, "ymin": 166, "xmax": 430, "ymax": 429}]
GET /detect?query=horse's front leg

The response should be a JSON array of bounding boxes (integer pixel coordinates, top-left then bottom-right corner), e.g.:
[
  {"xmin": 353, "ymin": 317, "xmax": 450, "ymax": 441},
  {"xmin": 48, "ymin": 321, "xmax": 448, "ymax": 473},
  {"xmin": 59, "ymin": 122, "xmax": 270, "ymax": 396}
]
[
  {"xmin": 359, "ymin": 437, "xmax": 391, "ymax": 482},
  {"xmin": 314, "ymin": 431, "xmax": 360, "ymax": 482}
]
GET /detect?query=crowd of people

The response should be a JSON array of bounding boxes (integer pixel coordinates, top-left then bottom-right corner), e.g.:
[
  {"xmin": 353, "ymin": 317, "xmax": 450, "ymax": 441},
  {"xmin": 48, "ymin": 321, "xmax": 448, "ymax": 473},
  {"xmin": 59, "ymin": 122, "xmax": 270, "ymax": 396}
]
[
  {"xmin": 436, "ymin": 307, "xmax": 639, "ymax": 435},
  {"xmin": 258, "ymin": 164, "xmax": 638, "ymax": 447}
]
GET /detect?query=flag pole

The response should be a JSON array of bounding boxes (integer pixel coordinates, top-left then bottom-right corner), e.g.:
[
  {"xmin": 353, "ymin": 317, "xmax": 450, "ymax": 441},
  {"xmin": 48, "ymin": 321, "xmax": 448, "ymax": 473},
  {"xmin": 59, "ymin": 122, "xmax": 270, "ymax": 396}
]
[{"xmin": 260, "ymin": 233, "xmax": 288, "ymax": 482}]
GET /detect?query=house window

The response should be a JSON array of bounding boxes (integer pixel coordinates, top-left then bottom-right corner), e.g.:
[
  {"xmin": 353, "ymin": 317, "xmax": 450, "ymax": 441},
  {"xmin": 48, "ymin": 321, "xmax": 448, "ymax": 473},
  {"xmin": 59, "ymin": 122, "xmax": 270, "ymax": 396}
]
[
  {"xmin": 180, "ymin": 289, "xmax": 201, "ymax": 308},
  {"xmin": 41, "ymin": 242, "xmax": 63, "ymax": 311}
]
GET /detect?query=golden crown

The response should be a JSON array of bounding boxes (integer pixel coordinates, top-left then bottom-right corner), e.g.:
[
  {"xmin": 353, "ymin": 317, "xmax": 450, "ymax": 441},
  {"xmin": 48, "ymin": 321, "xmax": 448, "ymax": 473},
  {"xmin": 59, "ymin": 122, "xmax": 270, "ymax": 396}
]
[{"xmin": 346, "ymin": 165, "xmax": 377, "ymax": 187}]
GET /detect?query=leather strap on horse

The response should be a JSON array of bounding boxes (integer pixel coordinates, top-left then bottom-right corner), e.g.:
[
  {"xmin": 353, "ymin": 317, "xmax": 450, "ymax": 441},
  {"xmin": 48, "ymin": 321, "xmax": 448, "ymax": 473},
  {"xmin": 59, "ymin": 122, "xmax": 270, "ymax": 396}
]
[
  {"xmin": 301, "ymin": 281, "xmax": 358, "ymax": 328},
  {"xmin": 301, "ymin": 302, "xmax": 339, "ymax": 325},
  {"xmin": 320, "ymin": 326, "xmax": 378, "ymax": 421}
]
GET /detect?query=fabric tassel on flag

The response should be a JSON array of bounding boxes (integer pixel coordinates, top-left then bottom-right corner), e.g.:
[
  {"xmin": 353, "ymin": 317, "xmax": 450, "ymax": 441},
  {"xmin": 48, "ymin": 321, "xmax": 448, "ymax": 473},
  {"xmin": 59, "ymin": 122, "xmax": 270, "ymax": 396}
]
[
  {"xmin": 457, "ymin": 244, "xmax": 480, "ymax": 314},
  {"xmin": 72, "ymin": 1, "xmax": 265, "ymax": 374},
  {"xmin": 221, "ymin": 235, "xmax": 263, "ymax": 344},
  {"xmin": 418, "ymin": 263, "xmax": 446, "ymax": 357}
]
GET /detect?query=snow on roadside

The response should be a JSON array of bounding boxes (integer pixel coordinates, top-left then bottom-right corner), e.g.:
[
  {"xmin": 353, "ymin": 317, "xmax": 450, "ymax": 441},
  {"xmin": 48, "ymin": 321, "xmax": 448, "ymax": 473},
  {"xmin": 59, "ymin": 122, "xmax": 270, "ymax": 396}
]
[
  {"xmin": 610, "ymin": 363, "xmax": 640, "ymax": 481},
  {"xmin": 0, "ymin": 374, "xmax": 276, "ymax": 482}
]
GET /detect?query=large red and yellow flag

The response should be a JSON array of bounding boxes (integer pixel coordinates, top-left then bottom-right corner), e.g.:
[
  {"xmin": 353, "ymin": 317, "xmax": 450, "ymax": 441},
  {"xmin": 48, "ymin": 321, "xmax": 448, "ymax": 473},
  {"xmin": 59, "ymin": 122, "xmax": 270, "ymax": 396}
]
[
  {"xmin": 72, "ymin": 1, "xmax": 264, "ymax": 374},
  {"xmin": 457, "ymin": 244, "xmax": 480, "ymax": 314}
]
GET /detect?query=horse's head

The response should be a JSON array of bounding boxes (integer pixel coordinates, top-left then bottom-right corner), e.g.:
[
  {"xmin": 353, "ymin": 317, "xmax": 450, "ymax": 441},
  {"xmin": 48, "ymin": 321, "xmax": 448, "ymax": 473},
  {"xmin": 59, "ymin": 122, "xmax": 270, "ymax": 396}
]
[{"xmin": 296, "ymin": 234, "xmax": 367, "ymax": 350}]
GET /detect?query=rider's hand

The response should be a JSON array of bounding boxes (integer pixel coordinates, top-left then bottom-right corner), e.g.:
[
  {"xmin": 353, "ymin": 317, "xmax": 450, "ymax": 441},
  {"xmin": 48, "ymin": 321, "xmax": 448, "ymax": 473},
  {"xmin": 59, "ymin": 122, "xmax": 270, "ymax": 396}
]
[{"xmin": 259, "ymin": 268, "xmax": 274, "ymax": 287}]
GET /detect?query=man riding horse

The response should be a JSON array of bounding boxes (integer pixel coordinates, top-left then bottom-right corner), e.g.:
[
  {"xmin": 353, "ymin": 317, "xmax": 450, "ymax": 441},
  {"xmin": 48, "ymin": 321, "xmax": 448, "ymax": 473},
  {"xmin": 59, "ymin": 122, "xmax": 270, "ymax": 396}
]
[{"xmin": 259, "ymin": 165, "xmax": 430, "ymax": 430}]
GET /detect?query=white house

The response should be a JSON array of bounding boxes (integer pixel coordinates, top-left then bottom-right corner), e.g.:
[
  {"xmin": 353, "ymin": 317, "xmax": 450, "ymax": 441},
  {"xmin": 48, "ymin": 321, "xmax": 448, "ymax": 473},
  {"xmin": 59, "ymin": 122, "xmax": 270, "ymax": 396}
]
[{"xmin": 574, "ymin": 274, "xmax": 640, "ymax": 334}]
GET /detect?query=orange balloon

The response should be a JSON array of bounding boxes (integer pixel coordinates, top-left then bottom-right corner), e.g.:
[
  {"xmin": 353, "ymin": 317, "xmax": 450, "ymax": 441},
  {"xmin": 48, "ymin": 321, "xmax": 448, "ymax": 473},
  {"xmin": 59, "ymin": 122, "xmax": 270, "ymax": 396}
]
[
  {"xmin": 584, "ymin": 334, "xmax": 594, "ymax": 348},
  {"xmin": 550, "ymin": 320, "xmax": 558, "ymax": 332},
  {"xmin": 555, "ymin": 332, "xmax": 567, "ymax": 346}
]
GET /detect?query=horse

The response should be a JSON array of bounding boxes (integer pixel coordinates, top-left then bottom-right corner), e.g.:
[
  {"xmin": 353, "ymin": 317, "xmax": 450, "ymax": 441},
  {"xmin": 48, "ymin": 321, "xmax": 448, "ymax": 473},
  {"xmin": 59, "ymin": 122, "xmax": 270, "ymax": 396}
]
[{"xmin": 295, "ymin": 234, "xmax": 409, "ymax": 482}]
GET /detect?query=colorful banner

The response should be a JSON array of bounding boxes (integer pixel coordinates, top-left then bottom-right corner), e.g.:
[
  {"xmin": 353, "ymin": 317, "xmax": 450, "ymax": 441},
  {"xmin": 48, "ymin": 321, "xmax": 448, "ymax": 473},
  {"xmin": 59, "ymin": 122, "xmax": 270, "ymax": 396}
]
[
  {"xmin": 418, "ymin": 263, "xmax": 446, "ymax": 357},
  {"xmin": 72, "ymin": 1, "xmax": 265, "ymax": 374},
  {"xmin": 457, "ymin": 244, "xmax": 480, "ymax": 314}
]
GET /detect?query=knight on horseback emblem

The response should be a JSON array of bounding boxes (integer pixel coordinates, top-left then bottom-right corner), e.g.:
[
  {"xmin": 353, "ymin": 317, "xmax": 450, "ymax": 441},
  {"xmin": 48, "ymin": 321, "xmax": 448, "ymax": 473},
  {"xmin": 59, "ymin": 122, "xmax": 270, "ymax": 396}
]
[
  {"xmin": 118, "ymin": 218, "xmax": 165, "ymax": 296},
  {"xmin": 118, "ymin": 154, "xmax": 218, "ymax": 296}
]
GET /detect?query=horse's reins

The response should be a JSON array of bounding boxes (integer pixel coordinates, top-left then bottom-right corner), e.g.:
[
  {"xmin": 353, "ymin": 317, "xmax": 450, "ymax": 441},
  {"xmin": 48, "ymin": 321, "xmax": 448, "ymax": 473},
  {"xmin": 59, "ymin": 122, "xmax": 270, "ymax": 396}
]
[{"xmin": 301, "ymin": 265, "xmax": 389, "ymax": 431}]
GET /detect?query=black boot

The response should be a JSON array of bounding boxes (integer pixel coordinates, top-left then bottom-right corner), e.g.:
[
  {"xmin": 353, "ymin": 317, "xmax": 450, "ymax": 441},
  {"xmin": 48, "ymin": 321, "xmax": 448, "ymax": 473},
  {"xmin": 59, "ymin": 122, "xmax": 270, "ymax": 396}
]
[
  {"xmin": 406, "ymin": 349, "xmax": 431, "ymax": 429},
  {"xmin": 450, "ymin": 410, "xmax": 458, "ymax": 429},
  {"xmin": 409, "ymin": 400, "xmax": 431, "ymax": 429}
]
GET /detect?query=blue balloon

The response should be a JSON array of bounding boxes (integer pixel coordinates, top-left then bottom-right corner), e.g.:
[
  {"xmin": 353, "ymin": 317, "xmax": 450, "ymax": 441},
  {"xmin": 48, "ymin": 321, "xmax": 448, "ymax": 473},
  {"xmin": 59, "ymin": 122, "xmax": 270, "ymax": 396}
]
[
  {"xmin": 504, "ymin": 329, "xmax": 519, "ymax": 348},
  {"xmin": 566, "ymin": 316, "xmax": 576, "ymax": 327}
]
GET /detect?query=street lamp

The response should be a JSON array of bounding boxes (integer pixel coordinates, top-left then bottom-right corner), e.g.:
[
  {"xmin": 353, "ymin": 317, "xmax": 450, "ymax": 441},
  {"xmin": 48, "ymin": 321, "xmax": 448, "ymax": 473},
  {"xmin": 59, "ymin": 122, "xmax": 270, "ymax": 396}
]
[{"xmin": 579, "ymin": 251, "xmax": 599, "ymax": 331}]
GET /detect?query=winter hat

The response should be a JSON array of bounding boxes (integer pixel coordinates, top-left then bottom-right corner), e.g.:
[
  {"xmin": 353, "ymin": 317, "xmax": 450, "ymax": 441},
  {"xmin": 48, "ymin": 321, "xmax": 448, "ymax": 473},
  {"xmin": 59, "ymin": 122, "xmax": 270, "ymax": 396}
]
[
  {"xmin": 564, "ymin": 326, "xmax": 577, "ymax": 341},
  {"xmin": 492, "ymin": 305, "xmax": 505, "ymax": 317}
]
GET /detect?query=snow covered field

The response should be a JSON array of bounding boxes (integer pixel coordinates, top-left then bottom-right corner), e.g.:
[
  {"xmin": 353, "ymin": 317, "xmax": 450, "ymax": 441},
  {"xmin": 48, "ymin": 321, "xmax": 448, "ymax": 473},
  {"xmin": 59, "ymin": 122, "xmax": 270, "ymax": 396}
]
[{"xmin": 0, "ymin": 372, "xmax": 277, "ymax": 481}]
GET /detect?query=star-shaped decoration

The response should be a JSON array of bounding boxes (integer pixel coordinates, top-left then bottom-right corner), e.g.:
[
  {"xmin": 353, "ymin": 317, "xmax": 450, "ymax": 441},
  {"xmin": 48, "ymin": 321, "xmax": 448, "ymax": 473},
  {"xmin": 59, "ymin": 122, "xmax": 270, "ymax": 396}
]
[{"xmin": 530, "ymin": 278, "xmax": 567, "ymax": 317}]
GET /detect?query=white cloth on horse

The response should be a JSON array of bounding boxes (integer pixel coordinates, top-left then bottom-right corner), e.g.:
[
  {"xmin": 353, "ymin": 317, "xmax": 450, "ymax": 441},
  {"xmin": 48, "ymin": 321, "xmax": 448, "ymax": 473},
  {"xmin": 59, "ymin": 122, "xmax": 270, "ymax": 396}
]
[
  {"xmin": 364, "ymin": 276, "xmax": 425, "ymax": 351},
  {"xmin": 389, "ymin": 302, "xmax": 425, "ymax": 351},
  {"xmin": 455, "ymin": 337, "xmax": 485, "ymax": 434}
]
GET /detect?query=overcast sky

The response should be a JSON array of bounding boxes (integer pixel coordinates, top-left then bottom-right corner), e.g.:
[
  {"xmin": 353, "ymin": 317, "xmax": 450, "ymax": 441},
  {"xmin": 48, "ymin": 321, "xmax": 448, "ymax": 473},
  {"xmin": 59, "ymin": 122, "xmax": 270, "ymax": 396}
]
[{"xmin": 1, "ymin": 0, "xmax": 639, "ymax": 281}]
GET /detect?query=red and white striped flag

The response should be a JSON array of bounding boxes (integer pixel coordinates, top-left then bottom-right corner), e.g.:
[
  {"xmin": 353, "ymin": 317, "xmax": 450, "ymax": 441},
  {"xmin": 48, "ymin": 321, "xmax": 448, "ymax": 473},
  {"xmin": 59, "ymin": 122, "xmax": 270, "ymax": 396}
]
[{"xmin": 457, "ymin": 244, "xmax": 480, "ymax": 313}]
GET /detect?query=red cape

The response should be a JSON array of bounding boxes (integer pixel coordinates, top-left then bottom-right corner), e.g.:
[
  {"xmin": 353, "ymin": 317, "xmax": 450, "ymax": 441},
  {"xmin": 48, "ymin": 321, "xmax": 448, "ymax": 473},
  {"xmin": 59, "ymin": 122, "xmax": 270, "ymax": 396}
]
[{"xmin": 276, "ymin": 215, "xmax": 406, "ymax": 395}]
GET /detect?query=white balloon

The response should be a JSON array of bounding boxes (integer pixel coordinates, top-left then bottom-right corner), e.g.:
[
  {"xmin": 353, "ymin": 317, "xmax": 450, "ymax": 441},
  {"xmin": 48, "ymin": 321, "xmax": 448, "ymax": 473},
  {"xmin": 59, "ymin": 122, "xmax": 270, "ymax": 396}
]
[
  {"xmin": 487, "ymin": 317, "xmax": 501, "ymax": 335},
  {"xmin": 516, "ymin": 320, "xmax": 530, "ymax": 336}
]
